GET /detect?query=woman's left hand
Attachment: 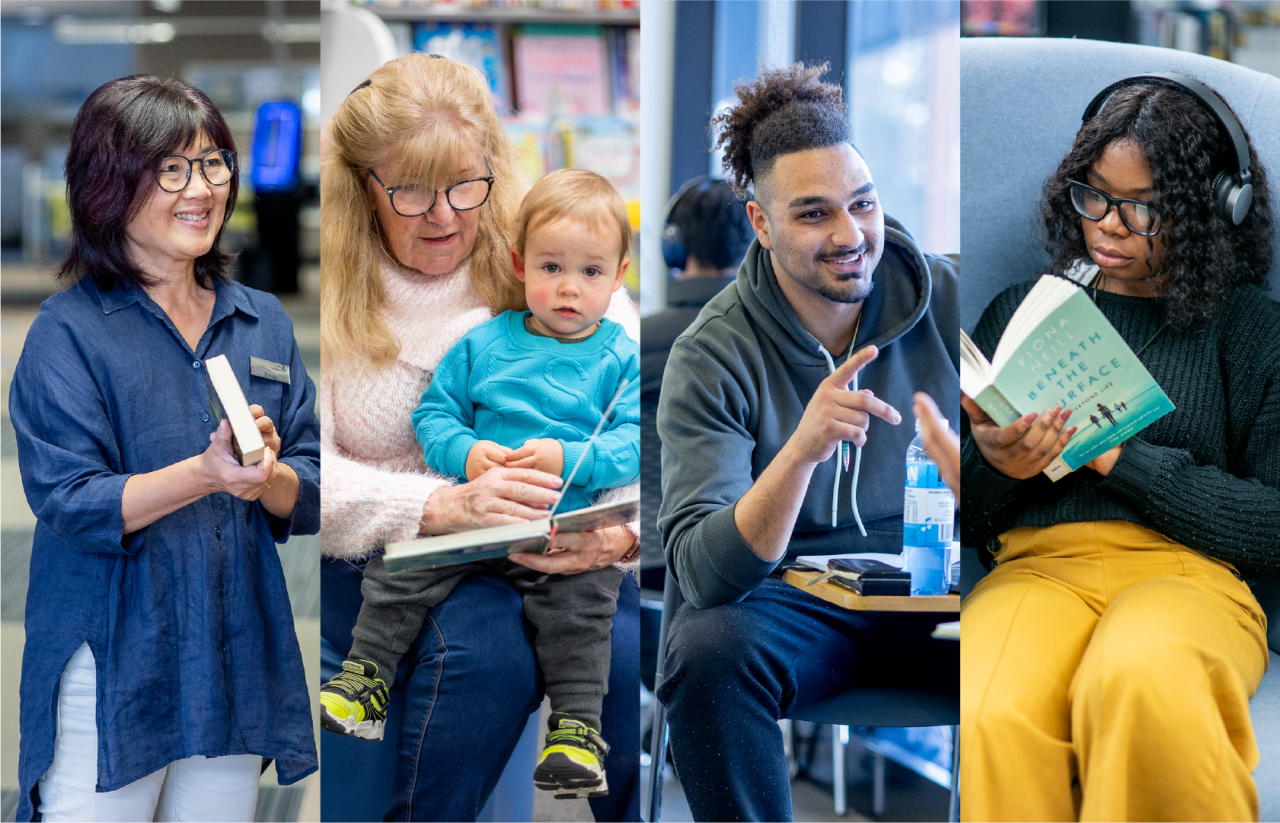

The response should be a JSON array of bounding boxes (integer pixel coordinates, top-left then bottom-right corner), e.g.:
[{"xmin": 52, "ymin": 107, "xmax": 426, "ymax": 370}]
[
  {"xmin": 509, "ymin": 524, "xmax": 636, "ymax": 574},
  {"xmin": 250, "ymin": 404, "xmax": 282, "ymax": 453},
  {"xmin": 1086, "ymin": 445, "xmax": 1122, "ymax": 477}
]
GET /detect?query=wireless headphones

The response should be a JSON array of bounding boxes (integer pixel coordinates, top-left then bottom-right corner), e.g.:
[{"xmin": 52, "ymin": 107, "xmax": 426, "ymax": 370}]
[
  {"xmin": 1081, "ymin": 72, "xmax": 1254, "ymax": 226},
  {"xmin": 661, "ymin": 175, "xmax": 723, "ymax": 270}
]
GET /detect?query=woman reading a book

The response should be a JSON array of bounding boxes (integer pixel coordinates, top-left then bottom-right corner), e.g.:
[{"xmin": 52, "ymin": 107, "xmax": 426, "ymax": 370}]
[
  {"xmin": 8, "ymin": 77, "xmax": 320, "ymax": 821},
  {"xmin": 319, "ymin": 54, "xmax": 640, "ymax": 821},
  {"xmin": 961, "ymin": 76, "xmax": 1280, "ymax": 821}
]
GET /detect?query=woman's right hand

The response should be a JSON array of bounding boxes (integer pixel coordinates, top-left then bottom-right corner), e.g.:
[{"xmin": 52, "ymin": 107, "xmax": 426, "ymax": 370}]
[
  {"xmin": 422, "ymin": 467, "xmax": 564, "ymax": 535},
  {"xmin": 199, "ymin": 419, "xmax": 276, "ymax": 500},
  {"xmin": 961, "ymin": 394, "xmax": 1077, "ymax": 480}
]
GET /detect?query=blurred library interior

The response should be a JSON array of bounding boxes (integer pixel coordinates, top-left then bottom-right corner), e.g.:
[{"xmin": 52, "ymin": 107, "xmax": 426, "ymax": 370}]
[
  {"xmin": 326, "ymin": 0, "xmax": 641, "ymax": 296},
  {"xmin": 0, "ymin": 2, "xmax": 320, "ymax": 822},
  {"xmin": 962, "ymin": 0, "xmax": 1280, "ymax": 77}
]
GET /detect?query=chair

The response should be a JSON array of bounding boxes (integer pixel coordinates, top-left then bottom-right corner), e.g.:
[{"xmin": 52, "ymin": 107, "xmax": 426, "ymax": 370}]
[
  {"xmin": 960, "ymin": 36, "xmax": 1280, "ymax": 820},
  {"xmin": 645, "ymin": 571, "xmax": 960, "ymax": 822}
]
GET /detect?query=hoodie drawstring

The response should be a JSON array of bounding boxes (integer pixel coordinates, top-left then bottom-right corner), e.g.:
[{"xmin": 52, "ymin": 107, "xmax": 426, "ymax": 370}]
[{"xmin": 820, "ymin": 340, "xmax": 868, "ymax": 536}]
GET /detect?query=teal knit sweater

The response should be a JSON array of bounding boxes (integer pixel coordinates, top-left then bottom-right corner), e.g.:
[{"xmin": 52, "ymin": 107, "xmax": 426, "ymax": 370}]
[
  {"xmin": 961, "ymin": 280, "xmax": 1280, "ymax": 580},
  {"xmin": 413, "ymin": 310, "xmax": 640, "ymax": 513}
]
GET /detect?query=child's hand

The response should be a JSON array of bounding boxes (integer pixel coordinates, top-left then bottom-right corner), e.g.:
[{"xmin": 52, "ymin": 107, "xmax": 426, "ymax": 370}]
[
  {"xmin": 466, "ymin": 441, "xmax": 512, "ymax": 481},
  {"xmin": 506, "ymin": 438, "xmax": 564, "ymax": 477},
  {"xmin": 250, "ymin": 404, "xmax": 282, "ymax": 453}
]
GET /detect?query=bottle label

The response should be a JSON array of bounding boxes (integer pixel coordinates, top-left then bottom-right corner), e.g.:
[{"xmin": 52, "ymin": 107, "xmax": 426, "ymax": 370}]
[{"xmin": 903, "ymin": 486, "xmax": 954, "ymax": 547}]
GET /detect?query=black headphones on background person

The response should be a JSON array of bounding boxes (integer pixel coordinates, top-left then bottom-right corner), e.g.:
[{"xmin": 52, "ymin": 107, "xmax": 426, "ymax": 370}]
[
  {"xmin": 661, "ymin": 175, "xmax": 722, "ymax": 270},
  {"xmin": 1082, "ymin": 72, "xmax": 1254, "ymax": 226}
]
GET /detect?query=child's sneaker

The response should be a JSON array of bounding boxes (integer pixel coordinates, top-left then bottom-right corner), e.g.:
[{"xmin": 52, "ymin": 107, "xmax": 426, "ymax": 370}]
[
  {"xmin": 533, "ymin": 713, "xmax": 610, "ymax": 798},
  {"xmin": 319, "ymin": 659, "xmax": 389, "ymax": 741}
]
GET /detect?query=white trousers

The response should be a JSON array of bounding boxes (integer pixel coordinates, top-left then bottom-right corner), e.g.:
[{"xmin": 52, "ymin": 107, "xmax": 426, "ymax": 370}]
[{"xmin": 38, "ymin": 643, "xmax": 262, "ymax": 823}]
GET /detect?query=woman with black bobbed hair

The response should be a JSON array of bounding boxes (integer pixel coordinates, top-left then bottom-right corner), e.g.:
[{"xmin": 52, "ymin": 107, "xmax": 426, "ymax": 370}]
[
  {"xmin": 10, "ymin": 76, "xmax": 319, "ymax": 822},
  {"xmin": 961, "ymin": 75, "xmax": 1280, "ymax": 821}
]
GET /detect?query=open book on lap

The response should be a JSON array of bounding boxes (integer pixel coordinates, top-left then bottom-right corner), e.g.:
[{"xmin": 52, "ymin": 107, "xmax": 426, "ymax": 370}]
[{"xmin": 383, "ymin": 496, "xmax": 639, "ymax": 572}]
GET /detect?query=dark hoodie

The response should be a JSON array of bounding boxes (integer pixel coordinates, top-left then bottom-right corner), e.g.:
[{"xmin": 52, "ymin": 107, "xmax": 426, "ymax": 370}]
[{"xmin": 656, "ymin": 216, "xmax": 959, "ymax": 608}]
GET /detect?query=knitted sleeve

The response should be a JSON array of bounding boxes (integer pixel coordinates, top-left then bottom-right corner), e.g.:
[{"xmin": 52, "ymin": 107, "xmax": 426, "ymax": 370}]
[
  {"xmin": 319, "ymin": 366, "xmax": 453, "ymax": 560},
  {"xmin": 412, "ymin": 336, "xmax": 482, "ymax": 481},
  {"xmin": 1095, "ymin": 297, "xmax": 1280, "ymax": 577}
]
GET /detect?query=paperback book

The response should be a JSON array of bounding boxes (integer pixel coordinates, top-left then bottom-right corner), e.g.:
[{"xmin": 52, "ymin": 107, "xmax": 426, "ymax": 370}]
[
  {"xmin": 960, "ymin": 274, "xmax": 1175, "ymax": 481},
  {"xmin": 383, "ymin": 496, "xmax": 639, "ymax": 572}
]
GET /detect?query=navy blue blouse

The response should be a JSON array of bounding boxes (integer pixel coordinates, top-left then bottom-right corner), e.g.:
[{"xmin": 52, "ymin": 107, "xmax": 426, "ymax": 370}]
[{"xmin": 11, "ymin": 276, "xmax": 319, "ymax": 821}]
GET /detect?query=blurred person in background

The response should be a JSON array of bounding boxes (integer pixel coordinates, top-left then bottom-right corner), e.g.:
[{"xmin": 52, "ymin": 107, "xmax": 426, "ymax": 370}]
[{"xmin": 639, "ymin": 176, "xmax": 754, "ymax": 575}]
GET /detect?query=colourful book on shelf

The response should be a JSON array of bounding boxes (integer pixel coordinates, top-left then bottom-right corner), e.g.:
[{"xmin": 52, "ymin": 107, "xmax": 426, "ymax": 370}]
[
  {"xmin": 502, "ymin": 118, "xmax": 552, "ymax": 185},
  {"xmin": 560, "ymin": 116, "xmax": 639, "ymax": 201},
  {"xmin": 960, "ymin": 274, "xmax": 1175, "ymax": 481},
  {"xmin": 512, "ymin": 24, "xmax": 609, "ymax": 117},
  {"xmin": 413, "ymin": 21, "xmax": 509, "ymax": 105}
]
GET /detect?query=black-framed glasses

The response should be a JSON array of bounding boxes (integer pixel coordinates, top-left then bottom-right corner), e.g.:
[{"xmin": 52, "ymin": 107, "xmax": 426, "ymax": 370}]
[
  {"xmin": 1068, "ymin": 180, "xmax": 1162, "ymax": 236},
  {"xmin": 157, "ymin": 149, "xmax": 237, "ymax": 193},
  {"xmin": 368, "ymin": 160, "xmax": 494, "ymax": 217}
]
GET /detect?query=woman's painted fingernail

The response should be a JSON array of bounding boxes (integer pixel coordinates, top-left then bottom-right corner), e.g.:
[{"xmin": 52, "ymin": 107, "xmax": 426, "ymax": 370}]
[
  {"xmin": 1023, "ymin": 412, "xmax": 1038, "ymax": 425},
  {"xmin": 1060, "ymin": 408, "xmax": 1072, "ymax": 421}
]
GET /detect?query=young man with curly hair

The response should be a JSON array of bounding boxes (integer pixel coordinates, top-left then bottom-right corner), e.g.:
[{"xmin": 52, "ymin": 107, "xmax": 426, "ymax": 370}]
[{"xmin": 654, "ymin": 62, "xmax": 960, "ymax": 821}]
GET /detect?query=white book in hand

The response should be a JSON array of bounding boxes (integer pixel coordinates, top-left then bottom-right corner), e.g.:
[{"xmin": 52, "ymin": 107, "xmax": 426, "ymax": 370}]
[
  {"xmin": 383, "ymin": 497, "xmax": 639, "ymax": 572},
  {"xmin": 204, "ymin": 354, "xmax": 266, "ymax": 466}
]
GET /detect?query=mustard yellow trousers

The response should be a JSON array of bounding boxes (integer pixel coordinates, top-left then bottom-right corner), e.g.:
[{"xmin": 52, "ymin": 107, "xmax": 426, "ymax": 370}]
[{"xmin": 961, "ymin": 521, "xmax": 1268, "ymax": 822}]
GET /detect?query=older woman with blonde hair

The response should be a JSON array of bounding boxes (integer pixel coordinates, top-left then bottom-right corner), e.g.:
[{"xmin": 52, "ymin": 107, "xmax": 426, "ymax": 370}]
[{"xmin": 319, "ymin": 53, "xmax": 640, "ymax": 821}]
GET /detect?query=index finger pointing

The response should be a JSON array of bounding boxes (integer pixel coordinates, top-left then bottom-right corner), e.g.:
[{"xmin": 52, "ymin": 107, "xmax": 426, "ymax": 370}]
[{"xmin": 830, "ymin": 344, "xmax": 878, "ymax": 389}]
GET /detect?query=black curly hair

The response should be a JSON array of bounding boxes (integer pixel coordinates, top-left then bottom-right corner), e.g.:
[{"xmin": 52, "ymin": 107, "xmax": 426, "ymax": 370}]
[
  {"xmin": 1041, "ymin": 79, "xmax": 1273, "ymax": 332},
  {"xmin": 713, "ymin": 62, "xmax": 852, "ymax": 202},
  {"xmin": 668, "ymin": 179, "xmax": 754, "ymax": 270}
]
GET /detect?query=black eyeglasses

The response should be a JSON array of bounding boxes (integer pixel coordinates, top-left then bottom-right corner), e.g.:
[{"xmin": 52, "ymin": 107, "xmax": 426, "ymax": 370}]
[
  {"xmin": 368, "ymin": 159, "xmax": 494, "ymax": 217},
  {"xmin": 1068, "ymin": 180, "xmax": 1162, "ymax": 236},
  {"xmin": 157, "ymin": 149, "xmax": 237, "ymax": 193}
]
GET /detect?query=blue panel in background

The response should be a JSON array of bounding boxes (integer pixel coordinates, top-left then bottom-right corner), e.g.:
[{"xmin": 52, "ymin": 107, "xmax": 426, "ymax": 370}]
[
  {"xmin": 0, "ymin": 22, "xmax": 133, "ymax": 113},
  {"xmin": 250, "ymin": 101, "xmax": 302, "ymax": 192}
]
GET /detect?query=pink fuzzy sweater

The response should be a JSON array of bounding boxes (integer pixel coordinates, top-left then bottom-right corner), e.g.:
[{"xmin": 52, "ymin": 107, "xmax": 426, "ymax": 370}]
[{"xmin": 321, "ymin": 255, "xmax": 639, "ymax": 559}]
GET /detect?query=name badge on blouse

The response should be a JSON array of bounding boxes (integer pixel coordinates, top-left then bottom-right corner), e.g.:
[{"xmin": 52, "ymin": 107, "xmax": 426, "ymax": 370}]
[{"xmin": 250, "ymin": 356, "xmax": 290, "ymax": 384}]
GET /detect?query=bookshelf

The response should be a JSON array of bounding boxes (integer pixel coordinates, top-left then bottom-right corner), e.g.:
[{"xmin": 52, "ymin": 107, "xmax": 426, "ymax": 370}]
[
  {"xmin": 350, "ymin": 0, "xmax": 640, "ymax": 291},
  {"xmin": 365, "ymin": 5, "xmax": 638, "ymax": 25}
]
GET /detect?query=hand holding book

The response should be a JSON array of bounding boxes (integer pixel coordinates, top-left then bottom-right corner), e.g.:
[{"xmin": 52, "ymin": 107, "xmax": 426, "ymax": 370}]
[
  {"xmin": 960, "ymin": 275, "xmax": 1174, "ymax": 481},
  {"xmin": 961, "ymin": 394, "xmax": 1077, "ymax": 480}
]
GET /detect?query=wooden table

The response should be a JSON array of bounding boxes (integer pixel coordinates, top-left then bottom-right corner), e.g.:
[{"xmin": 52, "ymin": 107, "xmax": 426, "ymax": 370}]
[{"xmin": 783, "ymin": 568, "xmax": 961, "ymax": 612}]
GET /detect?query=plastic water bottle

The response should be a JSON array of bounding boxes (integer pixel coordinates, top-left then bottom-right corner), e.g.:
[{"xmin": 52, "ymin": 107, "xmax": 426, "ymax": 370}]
[{"xmin": 904, "ymin": 418, "xmax": 956, "ymax": 596}]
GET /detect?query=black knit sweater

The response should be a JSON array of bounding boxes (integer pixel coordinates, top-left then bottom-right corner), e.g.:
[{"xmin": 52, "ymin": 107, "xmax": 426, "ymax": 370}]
[{"xmin": 961, "ymin": 278, "xmax": 1280, "ymax": 580}]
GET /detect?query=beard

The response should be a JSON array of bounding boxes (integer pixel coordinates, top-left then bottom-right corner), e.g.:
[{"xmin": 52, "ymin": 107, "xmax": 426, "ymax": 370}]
[
  {"xmin": 811, "ymin": 269, "xmax": 874, "ymax": 304},
  {"xmin": 774, "ymin": 240, "xmax": 877, "ymax": 304}
]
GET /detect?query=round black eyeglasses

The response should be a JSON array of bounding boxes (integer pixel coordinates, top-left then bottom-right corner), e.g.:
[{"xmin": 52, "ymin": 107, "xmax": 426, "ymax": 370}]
[
  {"xmin": 1068, "ymin": 180, "xmax": 1162, "ymax": 236},
  {"xmin": 367, "ymin": 160, "xmax": 494, "ymax": 217},
  {"xmin": 157, "ymin": 149, "xmax": 237, "ymax": 193}
]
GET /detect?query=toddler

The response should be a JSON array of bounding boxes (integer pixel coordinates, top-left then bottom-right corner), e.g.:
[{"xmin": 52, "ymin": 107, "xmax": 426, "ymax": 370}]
[{"xmin": 320, "ymin": 169, "xmax": 639, "ymax": 799}]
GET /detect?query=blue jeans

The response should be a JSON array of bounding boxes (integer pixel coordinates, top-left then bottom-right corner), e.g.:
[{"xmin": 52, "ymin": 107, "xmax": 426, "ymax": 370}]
[
  {"xmin": 321, "ymin": 557, "xmax": 640, "ymax": 822},
  {"xmin": 658, "ymin": 578, "xmax": 958, "ymax": 822}
]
